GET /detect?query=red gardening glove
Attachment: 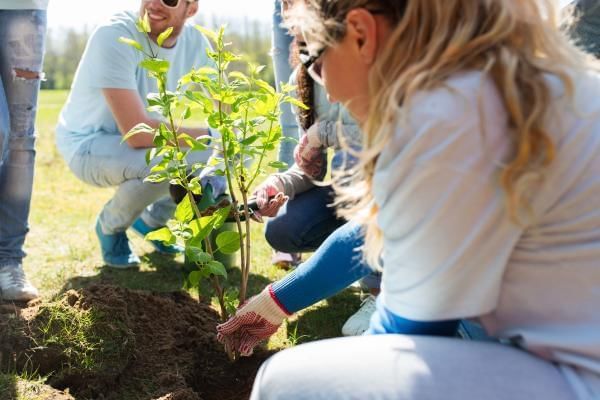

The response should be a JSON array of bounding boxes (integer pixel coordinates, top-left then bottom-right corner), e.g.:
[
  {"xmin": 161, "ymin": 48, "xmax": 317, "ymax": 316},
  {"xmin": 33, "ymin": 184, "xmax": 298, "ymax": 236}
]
[
  {"xmin": 294, "ymin": 132, "xmax": 326, "ymax": 179},
  {"xmin": 252, "ymin": 175, "xmax": 288, "ymax": 219},
  {"xmin": 216, "ymin": 285, "xmax": 291, "ymax": 356}
]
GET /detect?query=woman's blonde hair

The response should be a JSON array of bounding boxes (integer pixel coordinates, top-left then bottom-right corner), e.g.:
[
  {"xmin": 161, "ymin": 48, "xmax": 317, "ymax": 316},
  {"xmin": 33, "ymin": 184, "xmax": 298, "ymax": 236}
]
[{"xmin": 291, "ymin": 0, "xmax": 597, "ymax": 267}]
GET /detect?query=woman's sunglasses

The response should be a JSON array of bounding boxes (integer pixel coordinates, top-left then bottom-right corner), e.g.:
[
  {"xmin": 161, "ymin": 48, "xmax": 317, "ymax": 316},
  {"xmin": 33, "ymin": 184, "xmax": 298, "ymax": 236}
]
[{"xmin": 298, "ymin": 8, "xmax": 386, "ymax": 86}]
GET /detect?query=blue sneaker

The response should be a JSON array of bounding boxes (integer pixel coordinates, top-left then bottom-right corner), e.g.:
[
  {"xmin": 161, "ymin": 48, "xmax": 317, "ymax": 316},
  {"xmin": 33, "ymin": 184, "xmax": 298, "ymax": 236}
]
[
  {"xmin": 130, "ymin": 218, "xmax": 184, "ymax": 255},
  {"xmin": 95, "ymin": 220, "xmax": 140, "ymax": 269}
]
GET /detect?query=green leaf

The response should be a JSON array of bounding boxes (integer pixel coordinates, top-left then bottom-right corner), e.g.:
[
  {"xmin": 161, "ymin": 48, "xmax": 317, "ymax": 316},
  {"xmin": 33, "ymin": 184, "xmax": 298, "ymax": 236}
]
[
  {"xmin": 194, "ymin": 25, "xmax": 219, "ymax": 44},
  {"xmin": 145, "ymin": 147, "xmax": 158, "ymax": 164},
  {"xmin": 189, "ymin": 215, "xmax": 217, "ymax": 245},
  {"xmin": 268, "ymin": 161, "xmax": 288, "ymax": 170},
  {"xmin": 188, "ymin": 270, "xmax": 202, "ymax": 287},
  {"xmin": 206, "ymin": 260, "xmax": 227, "ymax": 278},
  {"xmin": 207, "ymin": 113, "xmax": 221, "ymax": 129},
  {"xmin": 182, "ymin": 106, "xmax": 192, "ymax": 120},
  {"xmin": 240, "ymin": 135, "xmax": 259, "ymax": 146},
  {"xmin": 255, "ymin": 79, "xmax": 276, "ymax": 95},
  {"xmin": 185, "ymin": 245, "xmax": 213, "ymax": 264},
  {"xmin": 140, "ymin": 59, "xmax": 170, "ymax": 74},
  {"xmin": 211, "ymin": 205, "xmax": 232, "ymax": 231},
  {"xmin": 281, "ymin": 82, "xmax": 296, "ymax": 93},
  {"xmin": 215, "ymin": 231, "xmax": 241, "ymax": 254},
  {"xmin": 223, "ymin": 288, "xmax": 240, "ymax": 316},
  {"xmin": 157, "ymin": 27, "xmax": 173, "ymax": 47},
  {"xmin": 142, "ymin": 11, "xmax": 151, "ymax": 33},
  {"xmin": 122, "ymin": 122, "xmax": 152, "ymax": 143},
  {"xmin": 196, "ymin": 66, "xmax": 218, "ymax": 76},
  {"xmin": 145, "ymin": 227, "xmax": 175, "ymax": 244},
  {"xmin": 222, "ymin": 50, "xmax": 241, "ymax": 63},
  {"xmin": 118, "ymin": 37, "xmax": 144, "ymax": 52},
  {"xmin": 153, "ymin": 134, "xmax": 167, "ymax": 147},
  {"xmin": 285, "ymin": 95, "xmax": 309, "ymax": 110},
  {"xmin": 174, "ymin": 194, "xmax": 194, "ymax": 222},
  {"xmin": 178, "ymin": 133, "xmax": 208, "ymax": 151},
  {"xmin": 144, "ymin": 173, "xmax": 168, "ymax": 183},
  {"xmin": 250, "ymin": 116, "xmax": 267, "ymax": 127},
  {"xmin": 228, "ymin": 71, "xmax": 250, "ymax": 84},
  {"xmin": 188, "ymin": 176, "xmax": 202, "ymax": 195}
]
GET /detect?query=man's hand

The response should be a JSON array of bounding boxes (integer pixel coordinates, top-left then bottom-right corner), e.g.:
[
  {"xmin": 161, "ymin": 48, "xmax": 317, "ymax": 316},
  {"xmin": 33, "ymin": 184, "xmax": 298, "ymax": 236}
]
[
  {"xmin": 199, "ymin": 165, "xmax": 228, "ymax": 199},
  {"xmin": 294, "ymin": 125, "xmax": 326, "ymax": 179},
  {"xmin": 216, "ymin": 285, "xmax": 291, "ymax": 356},
  {"xmin": 252, "ymin": 175, "xmax": 288, "ymax": 218}
]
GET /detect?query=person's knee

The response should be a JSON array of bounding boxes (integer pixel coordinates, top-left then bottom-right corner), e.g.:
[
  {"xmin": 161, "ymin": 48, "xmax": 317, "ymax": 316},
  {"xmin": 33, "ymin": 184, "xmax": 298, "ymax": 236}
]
[
  {"xmin": 264, "ymin": 217, "xmax": 299, "ymax": 253},
  {"xmin": 250, "ymin": 350, "xmax": 307, "ymax": 400}
]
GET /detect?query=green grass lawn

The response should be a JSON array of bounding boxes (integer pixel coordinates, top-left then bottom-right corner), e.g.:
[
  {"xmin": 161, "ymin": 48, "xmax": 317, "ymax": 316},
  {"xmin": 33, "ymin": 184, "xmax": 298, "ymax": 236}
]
[{"xmin": 24, "ymin": 89, "xmax": 362, "ymax": 351}]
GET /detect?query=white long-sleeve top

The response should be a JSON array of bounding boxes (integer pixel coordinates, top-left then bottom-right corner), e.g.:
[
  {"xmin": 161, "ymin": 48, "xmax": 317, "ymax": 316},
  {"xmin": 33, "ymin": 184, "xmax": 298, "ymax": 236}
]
[{"xmin": 373, "ymin": 70, "xmax": 600, "ymax": 399}]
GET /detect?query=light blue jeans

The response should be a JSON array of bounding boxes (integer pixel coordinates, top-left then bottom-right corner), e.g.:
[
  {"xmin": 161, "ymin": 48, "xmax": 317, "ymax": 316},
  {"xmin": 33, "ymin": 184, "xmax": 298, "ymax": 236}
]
[
  {"xmin": 68, "ymin": 133, "xmax": 211, "ymax": 234},
  {"xmin": 250, "ymin": 335, "xmax": 576, "ymax": 400},
  {"xmin": 0, "ymin": 9, "xmax": 47, "ymax": 267},
  {"xmin": 272, "ymin": 0, "xmax": 297, "ymax": 169}
]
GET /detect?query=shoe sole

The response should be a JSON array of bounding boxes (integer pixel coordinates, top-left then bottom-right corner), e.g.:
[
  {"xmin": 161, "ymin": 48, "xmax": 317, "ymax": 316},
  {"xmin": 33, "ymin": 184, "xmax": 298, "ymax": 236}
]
[
  {"xmin": 103, "ymin": 262, "xmax": 140, "ymax": 270},
  {"xmin": 0, "ymin": 290, "xmax": 39, "ymax": 302}
]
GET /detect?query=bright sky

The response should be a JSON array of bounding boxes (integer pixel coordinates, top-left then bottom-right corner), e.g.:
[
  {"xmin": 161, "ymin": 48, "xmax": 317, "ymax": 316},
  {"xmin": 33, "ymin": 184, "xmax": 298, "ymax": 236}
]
[
  {"xmin": 47, "ymin": 0, "xmax": 271, "ymax": 30},
  {"xmin": 47, "ymin": 0, "xmax": 574, "ymax": 30}
]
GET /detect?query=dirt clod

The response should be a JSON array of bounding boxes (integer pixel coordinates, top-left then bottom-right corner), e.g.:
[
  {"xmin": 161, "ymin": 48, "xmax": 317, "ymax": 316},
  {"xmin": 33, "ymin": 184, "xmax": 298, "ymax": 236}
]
[{"xmin": 0, "ymin": 284, "xmax": 271, "ymax": 400}]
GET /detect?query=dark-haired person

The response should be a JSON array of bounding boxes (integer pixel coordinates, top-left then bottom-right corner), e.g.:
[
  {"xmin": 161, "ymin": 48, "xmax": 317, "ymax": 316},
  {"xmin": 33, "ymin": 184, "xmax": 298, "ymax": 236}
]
[{"xmin": 567, "ymin": 0, "xmax": 600, "ymax": 58}]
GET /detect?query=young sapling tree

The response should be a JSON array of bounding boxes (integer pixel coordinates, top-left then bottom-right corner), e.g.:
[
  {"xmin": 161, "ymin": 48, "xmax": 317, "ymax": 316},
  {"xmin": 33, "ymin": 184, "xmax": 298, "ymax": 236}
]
[{"xmin": 119, "ymin": 15, "xmax": 304, "ymax": 357}]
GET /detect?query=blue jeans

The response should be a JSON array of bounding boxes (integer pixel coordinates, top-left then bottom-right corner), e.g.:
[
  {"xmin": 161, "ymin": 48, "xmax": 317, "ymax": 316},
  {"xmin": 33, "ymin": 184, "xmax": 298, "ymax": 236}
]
[
  {"xmin": 265, "ymin": 185, "xmax": 345, "ymax": 253},
  {"xmin": 0, "ymin": 10, "xmax": 47, "ymax": 266},
  {"xmin": 272, "ymin": 0, "xmax": 297, "ymax": 169},
  {"xmin": 68, "ymin": 134, "xmax": 211, "ymax": 234}
]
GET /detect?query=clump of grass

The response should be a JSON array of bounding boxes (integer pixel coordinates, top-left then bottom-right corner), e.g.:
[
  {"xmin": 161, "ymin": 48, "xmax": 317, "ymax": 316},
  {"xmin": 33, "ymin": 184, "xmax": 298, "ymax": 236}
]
[
  {"xmin": 283, "ymin": 321, "xmax": 311, "ymax": 347},
  {"xmin": 0, "ymin": 369, "xmax": 60, "ymax": 400},
  {"xmin": 31, "ymin": 295, "xmax": 133, "ymax": 377}
]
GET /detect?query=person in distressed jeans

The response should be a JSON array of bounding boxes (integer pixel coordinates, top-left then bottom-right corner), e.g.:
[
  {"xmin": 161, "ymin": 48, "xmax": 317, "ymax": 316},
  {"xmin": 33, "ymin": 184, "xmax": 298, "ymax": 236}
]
[{"xmin": 0, "ymin": 0, "xmax": 48, "ymax": 301}]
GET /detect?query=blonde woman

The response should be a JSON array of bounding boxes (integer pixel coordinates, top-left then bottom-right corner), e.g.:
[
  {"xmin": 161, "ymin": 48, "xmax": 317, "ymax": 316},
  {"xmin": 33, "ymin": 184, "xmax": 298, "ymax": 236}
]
[{"xmin": 218, "ymin": 0, "xmax": 600, "ymax": 398}]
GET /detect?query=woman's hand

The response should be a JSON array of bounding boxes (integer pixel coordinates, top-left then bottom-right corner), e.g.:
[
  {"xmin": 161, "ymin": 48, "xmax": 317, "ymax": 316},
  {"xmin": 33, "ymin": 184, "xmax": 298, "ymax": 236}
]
[
  {"xmin": 252, "ymin": 175, "xmax": 288, "ymax": 219},
  {"xmin": 216, "ymin": 285, "xmax": 291, "ymax": 356}
]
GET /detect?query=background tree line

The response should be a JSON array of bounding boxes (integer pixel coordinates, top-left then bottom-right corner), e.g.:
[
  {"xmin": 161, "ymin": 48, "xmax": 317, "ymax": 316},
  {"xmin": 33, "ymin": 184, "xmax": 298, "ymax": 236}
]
[{"xmin": 42, "ymin": 15, "xmax": 275, "ymax": 90}]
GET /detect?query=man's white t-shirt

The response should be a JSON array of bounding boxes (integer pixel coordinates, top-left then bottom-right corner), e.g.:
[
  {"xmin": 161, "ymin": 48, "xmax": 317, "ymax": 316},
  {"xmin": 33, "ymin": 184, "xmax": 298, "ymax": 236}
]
[
  {"xmin": 373, "ymin": 70, "xmax": 600, "ymax": 399},
  {"xmin": 55, "ymin": 11, "xmax": 212, "ymax": 164}
]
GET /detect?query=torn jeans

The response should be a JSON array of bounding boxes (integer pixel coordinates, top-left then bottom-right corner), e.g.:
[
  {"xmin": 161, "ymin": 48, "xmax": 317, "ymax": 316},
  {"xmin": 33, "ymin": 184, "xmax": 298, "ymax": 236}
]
[{"xmin": 0, "ymin": 9, "xmax": 47, "ymax": 266}]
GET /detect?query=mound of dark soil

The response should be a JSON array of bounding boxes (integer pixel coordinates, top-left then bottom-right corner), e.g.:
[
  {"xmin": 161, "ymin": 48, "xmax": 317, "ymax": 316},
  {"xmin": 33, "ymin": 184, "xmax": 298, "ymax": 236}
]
[{"xmin": 0, "ymin": 285, "xmax": 271, "ymax": 400}]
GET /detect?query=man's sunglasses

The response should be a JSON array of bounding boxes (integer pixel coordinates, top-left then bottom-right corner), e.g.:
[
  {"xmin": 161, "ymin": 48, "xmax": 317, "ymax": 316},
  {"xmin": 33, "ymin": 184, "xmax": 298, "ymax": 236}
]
[{"xmin": 157, "ymin": 0, "xmax": 196, "ymax": 8}]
